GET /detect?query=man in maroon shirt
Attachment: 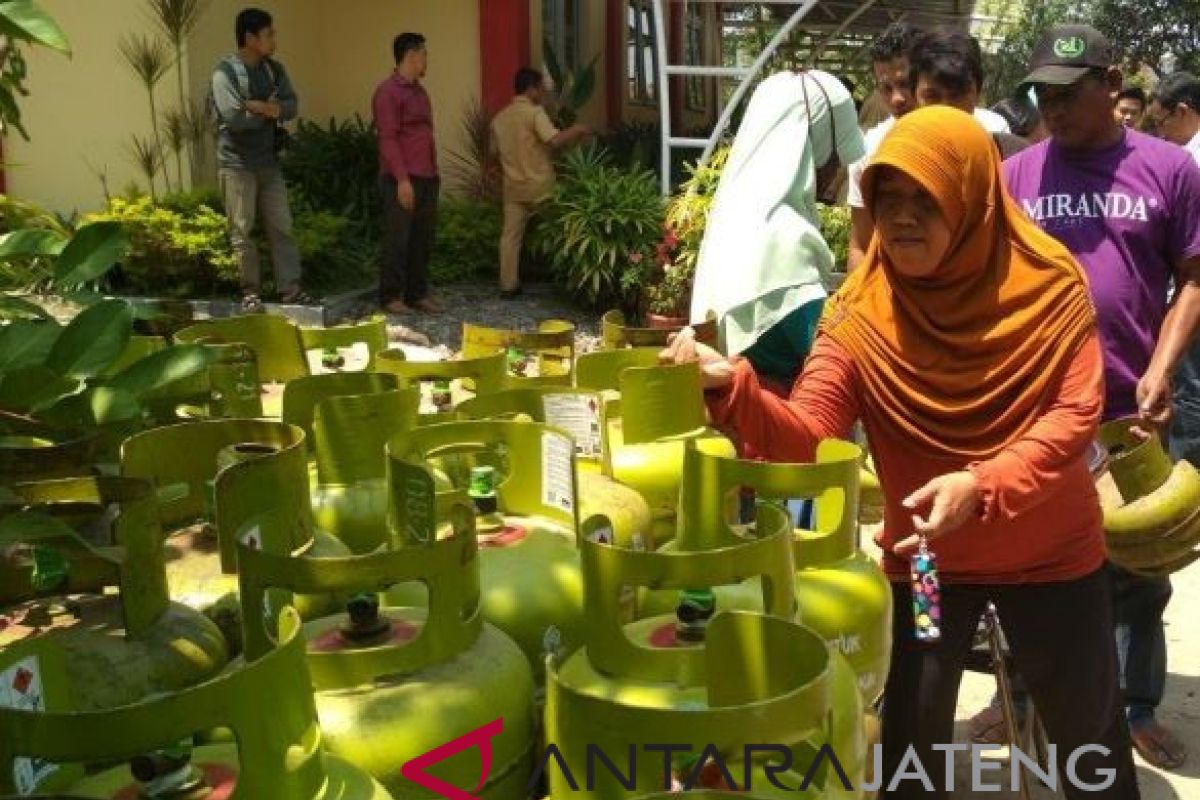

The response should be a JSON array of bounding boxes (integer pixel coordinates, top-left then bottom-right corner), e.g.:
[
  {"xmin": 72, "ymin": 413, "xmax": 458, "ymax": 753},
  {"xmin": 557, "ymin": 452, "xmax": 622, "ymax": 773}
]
[{"xmin": 372, "ymin": 32, "xmax": 443, "ymax": 315}]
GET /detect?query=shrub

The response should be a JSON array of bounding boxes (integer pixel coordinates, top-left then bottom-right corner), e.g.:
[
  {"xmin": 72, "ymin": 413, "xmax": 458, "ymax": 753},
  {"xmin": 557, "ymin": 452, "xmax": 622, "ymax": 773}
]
[
  {"xmin": 533, "ymin": 143, "xmax": 664, "ymax": 309},
  {"xmin": 84, "ymin": 195, "xmax": 238, "ymax": 297},
  {"xmin": 430, "ymin": 196, "xmax": 503, "ymax": 284},
  {"xmin": 818, "ymin": 203, "xmax": 852, "ymax": 272},
  {"xmin": 280, "ymin": 115, "xmax": 381, "ymax": 242}
]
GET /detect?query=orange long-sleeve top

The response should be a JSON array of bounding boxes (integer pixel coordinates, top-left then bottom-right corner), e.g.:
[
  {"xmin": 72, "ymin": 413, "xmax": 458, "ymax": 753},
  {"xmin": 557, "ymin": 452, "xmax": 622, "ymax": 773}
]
[{"xmin": 707, "ymin": 332, "xmax": 1108, "ymax": 585}]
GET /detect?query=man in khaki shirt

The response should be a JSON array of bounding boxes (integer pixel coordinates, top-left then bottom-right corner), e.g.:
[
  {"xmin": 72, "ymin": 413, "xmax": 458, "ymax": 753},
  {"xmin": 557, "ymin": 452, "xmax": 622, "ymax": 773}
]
[{"xmin": 491, "ymin": 68, "xmax": 589, "ymax": 297}]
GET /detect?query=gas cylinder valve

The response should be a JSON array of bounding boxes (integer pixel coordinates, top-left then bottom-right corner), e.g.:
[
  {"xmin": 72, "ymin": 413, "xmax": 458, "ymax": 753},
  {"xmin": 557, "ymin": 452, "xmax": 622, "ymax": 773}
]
[
  {"xmin": 674, "ymin": 588, "xmax": 716, "ymax": 642},
  {"xmin": 129, "ymin": 741, "xmax": 205, "ymax": 799},
  {"xmin": 340, "ymin": 592, "xmax": 390, "ymax": 642}
]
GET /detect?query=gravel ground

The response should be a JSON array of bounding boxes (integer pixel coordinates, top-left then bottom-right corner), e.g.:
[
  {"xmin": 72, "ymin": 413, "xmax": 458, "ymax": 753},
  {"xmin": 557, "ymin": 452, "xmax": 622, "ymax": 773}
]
[{"xmin": 342, "ymin": 281, "xmax": 605, "ymax": 355}]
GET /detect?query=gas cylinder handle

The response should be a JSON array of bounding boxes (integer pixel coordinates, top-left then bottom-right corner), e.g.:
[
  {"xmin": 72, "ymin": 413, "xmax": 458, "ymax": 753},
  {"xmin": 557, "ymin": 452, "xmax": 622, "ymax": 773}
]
[
  {"xmin": 235, "ymin": 500, "xmax": 484, "ymax": 689},
  {"xmin": 0, "ymin": 608, "xmax": 334, "ymax": 800},
  {"xmin": 675, "ymin": 439, "xmax": 863, "ymax": 564},
  {"xmin": 578, "ymin": 508, "xmax": 797, "ymax": 685},
  {"xmin": 0, "ymin": 477, "xmax": 169, "ymax": 638}
]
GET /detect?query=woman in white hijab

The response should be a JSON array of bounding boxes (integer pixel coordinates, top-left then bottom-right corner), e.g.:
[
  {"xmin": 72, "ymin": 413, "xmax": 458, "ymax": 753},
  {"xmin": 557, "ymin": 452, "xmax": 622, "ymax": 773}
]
[{"xmin": 689, "ymin": 69, "xmax": 865, "ymax": 392}]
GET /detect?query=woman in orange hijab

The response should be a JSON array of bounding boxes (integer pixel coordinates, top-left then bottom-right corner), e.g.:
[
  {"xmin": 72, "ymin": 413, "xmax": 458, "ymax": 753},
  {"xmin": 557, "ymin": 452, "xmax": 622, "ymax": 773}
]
[{"xmin": 663, "ymin": 106, "xmax": 1139, "ymax": 799}]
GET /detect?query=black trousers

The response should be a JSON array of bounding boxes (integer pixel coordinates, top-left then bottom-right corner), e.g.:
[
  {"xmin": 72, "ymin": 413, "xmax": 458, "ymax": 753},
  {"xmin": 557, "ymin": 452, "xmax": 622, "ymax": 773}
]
[
  {"xmin": 379, "ymin": 174, "xmax": 439, "ymax": 305},
  {"xmin": 881, "ymin": 568, "xmax": 1140, "ymax": 799}
]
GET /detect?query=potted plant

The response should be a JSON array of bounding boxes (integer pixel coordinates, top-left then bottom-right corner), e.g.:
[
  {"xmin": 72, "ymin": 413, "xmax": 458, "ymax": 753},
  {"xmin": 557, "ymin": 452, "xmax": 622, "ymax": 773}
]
[{"xmin": 641, "ymin": 227, "xmax": 690, "ymax": 328}]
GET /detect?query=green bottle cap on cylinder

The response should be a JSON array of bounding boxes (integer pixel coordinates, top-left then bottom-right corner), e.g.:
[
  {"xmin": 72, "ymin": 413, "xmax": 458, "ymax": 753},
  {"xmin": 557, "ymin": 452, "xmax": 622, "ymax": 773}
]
[{"xmin": 469, "ymin": 465, "xmax": 497, "ymax": 498}]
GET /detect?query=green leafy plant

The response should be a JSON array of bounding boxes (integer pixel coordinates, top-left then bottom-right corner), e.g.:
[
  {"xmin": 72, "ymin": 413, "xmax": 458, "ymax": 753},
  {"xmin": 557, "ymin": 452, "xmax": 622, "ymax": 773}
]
[
  {"xmin": 0, "ymin": 0, "xmax": 70, "ymax": 139},
  {"xmin": 430, "ymin": 197, "xmax": 502, "ymax": 284},
  {"xmin": 444, "ymin": 97, "xmax": 502, "ymax": 203},
  {"xmin": 84, "ymin": 195, "xmax": 237, "ymax": 297},
  {"xmin": 636, "ymin": 145, "xmax": 731, "ymax": 318},
  {"xmin": 0, "ymin": 195, "xmax": 71, "ymax": 291},
  {"xmin": 285, "ymin": 198, "xmax": 377, "ymax": 295},
  {"xmin": 818, "ymin": 203, "xmax": 851, "ymax": 273},
  {"xmin": 543, "ymin": 40, "xmax": 598, "ymax": 128},
  {"xmin": 533, "ymin": 143, "xmax": 664, "ymax": 309},
  {"xmin": 0, "ymin": 221, "xmax": 212, "ymax": 440},
  {"xmin": 280, "ymin": 116, "xmax": 381, "ymax": 237}
]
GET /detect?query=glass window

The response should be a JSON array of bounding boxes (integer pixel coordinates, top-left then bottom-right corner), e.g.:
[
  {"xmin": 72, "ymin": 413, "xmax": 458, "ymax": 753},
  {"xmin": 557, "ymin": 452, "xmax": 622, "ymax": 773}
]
[
  {"xmin": 543, "ymin": 0, "xmax": 581, "ymax": 73},
  {"xmin": 627, "ymin": 0, "xmax": 658, "ymax": 105}
]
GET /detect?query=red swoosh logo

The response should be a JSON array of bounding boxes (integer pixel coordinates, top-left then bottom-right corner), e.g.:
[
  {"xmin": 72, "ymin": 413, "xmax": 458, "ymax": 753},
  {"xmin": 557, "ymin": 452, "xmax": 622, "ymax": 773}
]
[{"xmin": 400, "ymin": 717, "xmax": 504, "ymax": 800}]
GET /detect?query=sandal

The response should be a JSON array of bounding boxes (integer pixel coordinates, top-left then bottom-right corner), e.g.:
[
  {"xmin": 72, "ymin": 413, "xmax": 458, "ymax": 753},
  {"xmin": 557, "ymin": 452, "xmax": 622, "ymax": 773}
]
[
  {"xmin": 1130, "ymin": 720, "xmax": 1186, "ymax": 769},
  {"xmin": 967, "ymin": 703, "xmax": 1026, "ymax": 745},
  {"xmin": 240, "ymin": 293, "xmax": 265, "ymax": 314}
]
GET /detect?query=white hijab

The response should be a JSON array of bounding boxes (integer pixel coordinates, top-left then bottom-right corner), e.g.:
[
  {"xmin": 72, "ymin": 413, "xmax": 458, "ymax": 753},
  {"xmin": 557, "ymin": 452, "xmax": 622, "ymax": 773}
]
[{"xmin": 689, "ymin": 69, "xmax": 864, "ymax": 356}]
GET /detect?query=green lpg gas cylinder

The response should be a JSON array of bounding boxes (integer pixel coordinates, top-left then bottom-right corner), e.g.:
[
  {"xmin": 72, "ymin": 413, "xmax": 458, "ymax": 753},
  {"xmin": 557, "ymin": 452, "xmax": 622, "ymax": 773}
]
[
  {"xmin": 640, "ymin": 441, "xmax": 892, "ymax": 704},
  {"xmin": 0, "ymin": 477, "xmax": 227, "ymax": 712},
  {"xmin": 300, "ymin": 315, "xmax": 390, "ymax": 374},
  {"xmin": 385, "ymin": 419, "xmax": 586, "ymax": 683},
  {"xmin": 457, "ymin": 386, "xmax": 654, "ymax": 549},
  {"xmin": 0, "ymin": 606, "xmax": 392, "ymax": 800},
  {"xmin": 308, "ymin": 388, "xmax": 422, "ymax": 553},
  {"xmin": 462, "ymin": 319, "xmax": 576, "ymax": 387},
  {"xmin": 279, "ymin": 373, "xmax": 417, "ymax": 554},
  {"xmin": 1097, "ymin": 417, "xmax": 1200, "ymax": 576},
  {"xmin": 235, "ymin": 495, "xmax": 535, "ymax": 800},
  {"xmin": 544, "ymin": 513, "xmax": 866, "ymax": 800},
  {"xmin": 376, "ymin": 349, "xmax": 508, "ymax": 420},
  {"xmin": 121, "ymin": 420, "xmax": 347, "ymax": 653},
  {"xmin": 601, "ymin": 362, "xmax": 736, "ymax": 543},
  {"xmin": 597, "ymin": 310, "xmax": 719, "ymax": 351}
]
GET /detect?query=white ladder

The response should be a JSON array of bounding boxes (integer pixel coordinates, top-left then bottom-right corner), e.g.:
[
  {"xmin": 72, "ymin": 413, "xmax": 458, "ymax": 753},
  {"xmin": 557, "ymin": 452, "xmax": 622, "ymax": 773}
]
[{"xmin": 650, "ymin": 0, "xmax": 822, "ymax": 194}]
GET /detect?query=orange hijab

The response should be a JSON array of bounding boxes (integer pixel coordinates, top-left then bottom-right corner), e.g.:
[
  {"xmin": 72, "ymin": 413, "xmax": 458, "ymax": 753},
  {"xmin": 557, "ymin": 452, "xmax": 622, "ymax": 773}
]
[{"xmin": 820, "ymin": 106, "xmax": 1096, "ymax": 461}]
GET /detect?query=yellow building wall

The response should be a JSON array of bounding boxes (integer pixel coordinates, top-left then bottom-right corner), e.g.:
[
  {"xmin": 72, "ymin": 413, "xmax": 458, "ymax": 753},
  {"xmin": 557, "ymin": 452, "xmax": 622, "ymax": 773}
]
[
  {"xmin": 4, "ymin": 0, "xmax": 185, "ymax": 216},
  {"xmin": 189, "ymin": 0, "xmax": 481, "ymax": 165},
  {"xmin": 5, "ymin": 0, "xmax": 481, "ymax": 216}
]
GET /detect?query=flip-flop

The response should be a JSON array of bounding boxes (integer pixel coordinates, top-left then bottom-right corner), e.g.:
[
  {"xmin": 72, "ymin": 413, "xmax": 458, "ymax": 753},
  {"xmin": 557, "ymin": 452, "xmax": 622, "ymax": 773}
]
[{"xmin": 1131, "ymin": 721, "xmax": 1187, "ymax": 769}]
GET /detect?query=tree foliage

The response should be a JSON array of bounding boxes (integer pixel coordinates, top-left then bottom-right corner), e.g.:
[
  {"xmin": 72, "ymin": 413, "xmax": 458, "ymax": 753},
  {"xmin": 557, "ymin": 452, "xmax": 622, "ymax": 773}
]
[{"xmin": 1093, "ymin": 0, "xmax": 1200, "ymax": 76}]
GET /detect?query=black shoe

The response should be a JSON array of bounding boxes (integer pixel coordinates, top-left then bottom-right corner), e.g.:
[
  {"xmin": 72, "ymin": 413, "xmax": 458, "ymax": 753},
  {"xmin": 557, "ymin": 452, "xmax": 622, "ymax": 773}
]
[{"xmin": 500, "ymin": 286, "xmax": 522, "ymax": 300}]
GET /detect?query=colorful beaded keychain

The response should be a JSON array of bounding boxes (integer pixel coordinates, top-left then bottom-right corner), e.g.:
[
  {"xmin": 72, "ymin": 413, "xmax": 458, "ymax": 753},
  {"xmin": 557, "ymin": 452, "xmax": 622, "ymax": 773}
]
[{"xmin": 910, "ymin": 534, "xmax": 942, "ymax": 643}]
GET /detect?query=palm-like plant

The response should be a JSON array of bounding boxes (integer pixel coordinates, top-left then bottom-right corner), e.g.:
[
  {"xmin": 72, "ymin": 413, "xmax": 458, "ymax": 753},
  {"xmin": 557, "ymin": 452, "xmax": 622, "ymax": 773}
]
[
  {"xmin": 162, "ymin": 106, "xmax": 188, "ymax": 190},
  {"xmin": 126, "ymin": 135, "xmax": 165, "ymax": 200},
  {"xmin": 180, "ymin": 99, "xmax": 213, "ymax": 178},
  {"xmin": 119, "ymin": 33, "xmax": 172, "ymax": 193},
  {"xmin": 444, "ymin": 98, "xmax": 501, "ymax": 202},
  {"xmin": 146, "ymin": 0, "xmax": 210, "ymax": 184}
]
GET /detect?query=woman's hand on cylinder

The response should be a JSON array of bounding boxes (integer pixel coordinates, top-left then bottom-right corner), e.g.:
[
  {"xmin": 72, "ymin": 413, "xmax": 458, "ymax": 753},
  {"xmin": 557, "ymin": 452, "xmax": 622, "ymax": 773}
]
[
  {"xmin": 893, "ymin": 470, "xmax": 982, "ymax": 556},
  {"xmin": 658, "ymin": 327, "xmax": 737, "ymax": 390}
]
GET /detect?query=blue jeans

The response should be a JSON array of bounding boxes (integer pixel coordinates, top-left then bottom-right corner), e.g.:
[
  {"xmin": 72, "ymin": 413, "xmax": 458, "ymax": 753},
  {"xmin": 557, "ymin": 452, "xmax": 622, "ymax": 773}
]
[
  {"xmin": 1170, "ymin": 340, "xmax": 1200, "ymax": 467},
  {"xmin": 1110, "ymin": 563, "xmax": 1172, "ymax": 725}
]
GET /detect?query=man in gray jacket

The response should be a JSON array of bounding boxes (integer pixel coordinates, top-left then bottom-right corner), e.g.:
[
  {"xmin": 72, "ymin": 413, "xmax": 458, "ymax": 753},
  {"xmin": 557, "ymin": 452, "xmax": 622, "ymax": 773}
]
[{"xmin": 211, "ymin": 7, "xmax": 307, "ymax": 311}]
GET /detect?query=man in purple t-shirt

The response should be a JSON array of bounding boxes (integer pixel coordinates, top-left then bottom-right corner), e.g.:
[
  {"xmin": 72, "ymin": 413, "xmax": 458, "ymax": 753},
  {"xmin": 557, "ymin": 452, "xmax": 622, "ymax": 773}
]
[{"xmin": 1001, "ymin": 26, "xmax": 1200, "ymax": 770}]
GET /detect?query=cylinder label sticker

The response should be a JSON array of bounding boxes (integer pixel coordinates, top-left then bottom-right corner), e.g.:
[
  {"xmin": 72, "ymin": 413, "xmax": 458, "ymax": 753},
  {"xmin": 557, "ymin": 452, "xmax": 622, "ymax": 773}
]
[
  {"xmin": 542, "ymin": 394, "xmax": 602, "ymax": 459},
  {"xmin": 541, "ymin": 432, "xmax": 574, "ymax": 513},
  {"xmin": 0, "ymin": 656, "xmax": 59, "ymax": 794}
]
